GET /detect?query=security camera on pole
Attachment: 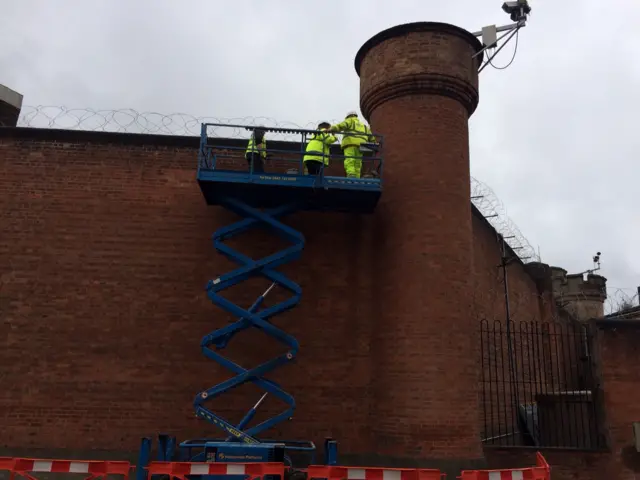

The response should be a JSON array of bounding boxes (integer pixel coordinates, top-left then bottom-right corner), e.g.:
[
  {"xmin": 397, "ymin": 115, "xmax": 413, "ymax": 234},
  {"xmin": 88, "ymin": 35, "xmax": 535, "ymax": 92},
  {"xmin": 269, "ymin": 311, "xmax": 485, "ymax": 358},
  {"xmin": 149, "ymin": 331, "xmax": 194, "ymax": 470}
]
[{"xmin": 472, "ymin": 0, "xmax": 532, "ymax": 72}]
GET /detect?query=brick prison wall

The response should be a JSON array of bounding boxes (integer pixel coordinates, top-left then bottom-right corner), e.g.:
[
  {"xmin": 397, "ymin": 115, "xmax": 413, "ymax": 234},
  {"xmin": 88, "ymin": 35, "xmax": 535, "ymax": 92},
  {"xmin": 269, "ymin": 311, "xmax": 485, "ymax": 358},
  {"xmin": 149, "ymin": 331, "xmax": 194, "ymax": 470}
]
[
  {"xmin": 0, "ymin": 127, "xmax": 550, "ymax": 461},
  {"xmin": 471, "ymin": 212, "xmax": 574, "ymax": 448},
  {"xmin": 473, "ymin": 216, "xmax": 597, "ymax": 452},
  {"xmin": 471, "ymin": 212, "xmax": 555, "ymax": 324},
  {"xmin": 0, "ymin": 128, "xmax": 378, "ymax": 455},
  {"xmin": 484, "ymin": 319, "xmax": 640, "ymax": 480},
  {"xmin": 471, "ymin": 180, "xmax": 608, "ymax": 459}
]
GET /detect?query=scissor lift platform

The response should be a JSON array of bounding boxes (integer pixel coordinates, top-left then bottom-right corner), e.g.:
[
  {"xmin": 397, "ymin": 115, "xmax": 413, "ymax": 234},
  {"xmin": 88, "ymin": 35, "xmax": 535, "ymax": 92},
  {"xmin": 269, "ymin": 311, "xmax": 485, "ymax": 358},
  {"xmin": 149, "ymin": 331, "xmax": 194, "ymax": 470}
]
[
  {"xmin": 196, "ymin": 123, "xmax": 383, "ymax": 214},
  {"xmin": 190, "ymin": 122, "xmax": 383, "ymax": 473}
]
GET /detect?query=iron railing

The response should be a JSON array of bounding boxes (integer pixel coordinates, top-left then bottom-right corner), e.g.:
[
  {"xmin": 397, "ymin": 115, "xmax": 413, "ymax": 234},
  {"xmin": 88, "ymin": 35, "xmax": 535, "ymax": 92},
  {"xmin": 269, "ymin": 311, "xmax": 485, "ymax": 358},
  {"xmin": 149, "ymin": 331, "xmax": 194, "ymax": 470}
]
[{"xmin": 480, "ymin": 319, "xmax": 607, "ymax": 450}]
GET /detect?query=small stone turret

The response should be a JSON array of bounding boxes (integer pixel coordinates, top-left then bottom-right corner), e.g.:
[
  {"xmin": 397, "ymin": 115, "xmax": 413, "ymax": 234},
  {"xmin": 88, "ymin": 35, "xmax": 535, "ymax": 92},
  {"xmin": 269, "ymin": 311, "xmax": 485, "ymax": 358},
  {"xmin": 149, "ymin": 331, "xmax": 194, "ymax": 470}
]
[
  {"xmin": 551, "ymin": 267, "xmax": 607, "ymax": 320},
  {"xmin": 0, "ymin": 84, "xmax": 23, "ymax": 127}
]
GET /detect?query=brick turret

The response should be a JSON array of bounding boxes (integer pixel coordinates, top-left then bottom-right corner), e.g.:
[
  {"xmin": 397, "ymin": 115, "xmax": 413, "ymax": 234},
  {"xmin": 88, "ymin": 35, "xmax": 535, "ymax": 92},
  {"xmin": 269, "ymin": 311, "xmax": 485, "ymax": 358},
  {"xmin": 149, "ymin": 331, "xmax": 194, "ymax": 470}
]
[
  {"xmin": 551, "ymin": 267, "xmax": 607, "ymax": 320},
  {"xmin": 354, "ymin": 22, "xmax": 485, "ymax": 474}
]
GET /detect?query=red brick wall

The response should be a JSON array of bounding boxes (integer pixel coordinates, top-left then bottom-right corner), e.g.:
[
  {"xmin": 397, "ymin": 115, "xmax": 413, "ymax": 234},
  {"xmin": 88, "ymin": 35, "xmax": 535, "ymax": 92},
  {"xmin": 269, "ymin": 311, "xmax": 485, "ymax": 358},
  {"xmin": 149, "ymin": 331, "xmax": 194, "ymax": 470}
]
[
  {"xmin": 471, "ymin": 213, "xmax": 554, "ymax": 324},
  {"xmin": 472, "ymin": 213, "xmax": 560, "ymax": 447},
  {"xmin": 472, "ymin": 230, "xmax": 603, "ymax": 453},
  {"xmin": 484, "ymin": 321, "xmax": 640, "ymax": 480},
  {"xmin": 595, "ymin": 321, "xmax": 640, "ymax": 477},
  {"xmin": 4, "ymin": 129, "xmax": 625, "ymax": 476},
  {"xmin": 0, "ymin": 129, "xmax": 530, "ymax": 458},
  {"xmin": 0, "ymin": 131, "xmax": 378, "ymax": 455}
]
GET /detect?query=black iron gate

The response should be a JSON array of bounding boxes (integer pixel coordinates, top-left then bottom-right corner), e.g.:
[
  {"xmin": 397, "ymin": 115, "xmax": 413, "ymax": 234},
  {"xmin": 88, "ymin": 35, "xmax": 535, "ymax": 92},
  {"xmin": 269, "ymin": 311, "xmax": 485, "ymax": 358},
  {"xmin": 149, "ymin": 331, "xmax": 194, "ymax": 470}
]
[{"xmin": 480, "ymin": 319, "xmax": 607, "ymax": 450}]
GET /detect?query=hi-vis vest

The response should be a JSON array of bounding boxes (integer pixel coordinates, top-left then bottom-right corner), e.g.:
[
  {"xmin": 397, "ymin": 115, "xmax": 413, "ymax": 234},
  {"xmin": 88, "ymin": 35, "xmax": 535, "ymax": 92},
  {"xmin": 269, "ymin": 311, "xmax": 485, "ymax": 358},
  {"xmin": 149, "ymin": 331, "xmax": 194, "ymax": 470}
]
[
  {"xmin": 245, "ymin": 134, "xmax": 267, "ymax": 158},
  {"xmin": 331, "ymin": 117, "xmax": 374, "ymax": 149},
  {"xmin": 303, "ymin": 129, "xmax": 337, "ymax": 165}
]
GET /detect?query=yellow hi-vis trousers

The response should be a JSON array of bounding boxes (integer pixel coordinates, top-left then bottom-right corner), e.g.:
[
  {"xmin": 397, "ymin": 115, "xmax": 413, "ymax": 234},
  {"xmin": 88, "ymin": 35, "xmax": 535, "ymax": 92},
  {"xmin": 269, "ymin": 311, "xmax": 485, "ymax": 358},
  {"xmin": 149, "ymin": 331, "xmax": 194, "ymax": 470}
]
[{"xmin": 343, "ymin": 146, "xmax": 362, "ymax": 178}]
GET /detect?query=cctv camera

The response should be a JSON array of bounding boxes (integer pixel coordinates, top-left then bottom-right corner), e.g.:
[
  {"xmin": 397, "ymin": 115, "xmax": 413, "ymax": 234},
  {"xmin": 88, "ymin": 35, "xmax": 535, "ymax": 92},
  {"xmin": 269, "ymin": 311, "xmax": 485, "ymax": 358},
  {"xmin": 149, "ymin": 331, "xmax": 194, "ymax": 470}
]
[{"xmin": 502, "ymin": 0, "xmax": 531, "ymax": 22}]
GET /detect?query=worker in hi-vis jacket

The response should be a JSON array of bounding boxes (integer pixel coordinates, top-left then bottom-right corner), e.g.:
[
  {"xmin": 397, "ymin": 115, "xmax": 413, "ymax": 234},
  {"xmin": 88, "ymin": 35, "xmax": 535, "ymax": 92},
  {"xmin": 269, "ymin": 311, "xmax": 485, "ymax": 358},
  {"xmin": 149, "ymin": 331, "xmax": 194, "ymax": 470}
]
[
  {"xmin": 303, "ymin": 122, "xmax": 337, "ymax": 175},
  {"xmin": 329, "ymin": 111, "xmax": 375, "ymax": 179},
  {"xmin": 245, "ymin": 127, "xmax": 268, "ymax": 173}
]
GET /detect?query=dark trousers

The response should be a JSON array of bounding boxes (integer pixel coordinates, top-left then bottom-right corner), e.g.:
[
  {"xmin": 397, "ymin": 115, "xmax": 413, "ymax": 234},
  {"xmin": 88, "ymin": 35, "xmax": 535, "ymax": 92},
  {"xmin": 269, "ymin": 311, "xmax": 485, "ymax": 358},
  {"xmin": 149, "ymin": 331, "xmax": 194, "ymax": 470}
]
[
  {"xmin": 305, "ymin": 160, "xmax": 323, "ymax": 175},
  {"xmin": 246, "ymin": 152, "xmax": 264, "ymax": 173}
]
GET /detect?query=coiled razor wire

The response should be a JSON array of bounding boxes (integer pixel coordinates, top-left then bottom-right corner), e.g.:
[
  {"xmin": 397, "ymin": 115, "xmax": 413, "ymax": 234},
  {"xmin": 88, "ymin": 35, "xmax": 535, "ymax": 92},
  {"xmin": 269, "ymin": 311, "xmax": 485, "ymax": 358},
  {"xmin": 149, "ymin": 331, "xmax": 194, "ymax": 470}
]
[
  {"xmin": 605, "ymin": 288, "xmax": 640, "ymax": 315},
  {"xmin": 16, "ymin": 106, "xmax": 540, "ymax": 263},
  {"xmin": 471, "ymin": 177, "xmax": 540, "ymax": 263},
  {"xmin": 16, "ymin": 106, "xmax": 337, "ymax": 141},
  {"xmin": 555, "ymin": 287, "xmax": 639, "ymax": 316}
]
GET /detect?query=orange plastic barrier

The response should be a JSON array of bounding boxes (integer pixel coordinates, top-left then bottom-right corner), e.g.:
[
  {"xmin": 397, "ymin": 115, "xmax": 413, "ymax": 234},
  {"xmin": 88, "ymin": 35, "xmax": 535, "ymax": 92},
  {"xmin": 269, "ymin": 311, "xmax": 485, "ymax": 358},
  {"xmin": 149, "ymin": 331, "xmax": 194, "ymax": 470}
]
[
  {"xmin": 145, "ymin": 461, "xmax": 286, "ymax": 480},
  {"xmin": 307, "ymin": 465, "xmax": 445, "ymax": 480},
  {"xmin": 457, "ymin": 452, "xmax": 550, "ymax": 480},
  {"xmin": 0, "ymin": 457, "xmax": 131, "ymax": 480}
]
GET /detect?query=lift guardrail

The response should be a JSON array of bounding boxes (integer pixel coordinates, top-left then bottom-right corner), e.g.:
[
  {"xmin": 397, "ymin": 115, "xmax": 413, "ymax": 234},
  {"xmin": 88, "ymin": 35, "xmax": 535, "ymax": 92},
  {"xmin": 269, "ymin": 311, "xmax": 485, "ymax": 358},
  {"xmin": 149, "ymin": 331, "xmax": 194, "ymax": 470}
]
[{"xmin": 197, "ymin": 123, "xmax": 384, "ymax": 184}]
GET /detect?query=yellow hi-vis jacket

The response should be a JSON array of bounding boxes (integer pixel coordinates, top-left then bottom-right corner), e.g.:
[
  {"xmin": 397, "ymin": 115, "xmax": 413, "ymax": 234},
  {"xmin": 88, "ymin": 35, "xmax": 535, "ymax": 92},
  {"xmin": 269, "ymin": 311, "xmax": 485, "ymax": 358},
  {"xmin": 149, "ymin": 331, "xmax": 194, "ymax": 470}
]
[
  {"xmin": 303, "ymin": 129, "xmax": 337, "ymax": 165},
  {"xmin": 329, "ymin": 116, "xmax": 375, "ymax": 149},
  {"xmin": 245, "ymin": 133, "xmax": 267, "ymax": 159}
]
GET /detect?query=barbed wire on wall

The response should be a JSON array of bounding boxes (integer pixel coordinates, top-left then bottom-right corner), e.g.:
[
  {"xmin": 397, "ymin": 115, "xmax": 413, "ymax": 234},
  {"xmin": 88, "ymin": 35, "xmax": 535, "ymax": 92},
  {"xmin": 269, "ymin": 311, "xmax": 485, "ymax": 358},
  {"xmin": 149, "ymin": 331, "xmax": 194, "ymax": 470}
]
[
  {"xmin": 604, "ymin": 287, "xmax": 639, "ymax": 315},
  {"xmin": 553, "ymin": 286, "xmax": 639, "ymax": 317},
  {"xmin": 470, "ymin": 177, "xmax": 540, "ymax": 264},
  {"xmin": 17, "ymin": 106, "xmax": 334, "ymax": 141},
  {"xmin": 16, "ymin": 106, "xmax": 541, "ymax": 263}
]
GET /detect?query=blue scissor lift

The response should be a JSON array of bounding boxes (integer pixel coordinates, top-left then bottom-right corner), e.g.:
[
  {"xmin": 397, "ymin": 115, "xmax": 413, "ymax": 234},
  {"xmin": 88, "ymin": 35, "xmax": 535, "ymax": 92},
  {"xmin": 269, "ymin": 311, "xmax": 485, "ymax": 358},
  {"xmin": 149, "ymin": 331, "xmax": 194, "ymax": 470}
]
[{"xmin": 138, "ymin": 123, "xmax": 383, "ymax": 480}]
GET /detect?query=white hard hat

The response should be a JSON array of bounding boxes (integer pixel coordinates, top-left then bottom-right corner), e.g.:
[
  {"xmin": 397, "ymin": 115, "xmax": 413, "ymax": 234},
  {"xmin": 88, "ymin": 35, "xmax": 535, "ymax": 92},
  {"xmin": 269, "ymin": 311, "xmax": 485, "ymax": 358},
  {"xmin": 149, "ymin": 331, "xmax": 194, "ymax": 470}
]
[{"xmin": 345, "ymin": 110, "xmax": 358, "ymax": 118}]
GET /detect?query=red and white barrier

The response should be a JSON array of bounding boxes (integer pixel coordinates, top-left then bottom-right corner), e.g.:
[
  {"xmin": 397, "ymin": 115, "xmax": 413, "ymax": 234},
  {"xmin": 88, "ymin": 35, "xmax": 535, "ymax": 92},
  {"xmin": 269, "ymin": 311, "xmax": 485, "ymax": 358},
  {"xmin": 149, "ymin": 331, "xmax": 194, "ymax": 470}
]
[
  {"xmin": 0, "ymin": 451, "xmax": 550, "ymax": 480},
  {"xmin": 460, "ymin": 472, "xmax": 527, "ymax": 480},
  {"xmin": 457, "ymin": 453, "xmax": 550, "ymax": 480},
  {"xmin": 0, "ymin": 458, "xmax": 131, "ymax": 479},
  {"xmin": 307, "ymin": 465, "xmax": 445, "ymax": 480},
  {"xmin": 146, "ymin": 460, "xmax": 286, "ymax": 480}
]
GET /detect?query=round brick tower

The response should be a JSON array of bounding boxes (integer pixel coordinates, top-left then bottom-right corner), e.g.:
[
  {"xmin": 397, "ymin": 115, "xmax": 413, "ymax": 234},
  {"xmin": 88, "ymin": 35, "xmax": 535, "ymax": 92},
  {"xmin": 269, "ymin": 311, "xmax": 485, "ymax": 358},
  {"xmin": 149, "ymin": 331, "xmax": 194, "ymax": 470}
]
[{"xmin": 354, "ymin": 22, "xmax": 485, "ymax": 473}]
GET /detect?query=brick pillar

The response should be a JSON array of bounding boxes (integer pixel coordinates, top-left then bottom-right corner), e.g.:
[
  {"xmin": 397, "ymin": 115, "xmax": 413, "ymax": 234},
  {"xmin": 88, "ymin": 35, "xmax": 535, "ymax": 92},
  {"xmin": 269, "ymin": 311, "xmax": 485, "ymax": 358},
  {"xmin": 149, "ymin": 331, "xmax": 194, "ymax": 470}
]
[{"xmin": 354, "ymin": 22, "xmax": 485, "ymax": 474}]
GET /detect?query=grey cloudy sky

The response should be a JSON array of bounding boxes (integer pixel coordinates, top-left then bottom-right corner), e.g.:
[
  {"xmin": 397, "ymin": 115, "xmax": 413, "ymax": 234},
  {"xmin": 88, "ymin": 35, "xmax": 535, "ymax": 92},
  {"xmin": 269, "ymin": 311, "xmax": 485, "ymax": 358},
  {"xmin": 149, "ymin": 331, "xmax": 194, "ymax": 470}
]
[{"xmin": 2, "ymin": 0, "xmax": 639, "ymax": 308}]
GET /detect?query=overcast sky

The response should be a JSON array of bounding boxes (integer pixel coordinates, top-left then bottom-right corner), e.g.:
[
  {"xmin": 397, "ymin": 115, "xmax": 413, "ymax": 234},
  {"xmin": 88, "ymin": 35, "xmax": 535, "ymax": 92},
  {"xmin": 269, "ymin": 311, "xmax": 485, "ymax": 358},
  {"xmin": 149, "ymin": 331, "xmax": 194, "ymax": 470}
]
[{"xmin": 1, "ymin": 0, "xmax": 639, "ymax": 309}]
